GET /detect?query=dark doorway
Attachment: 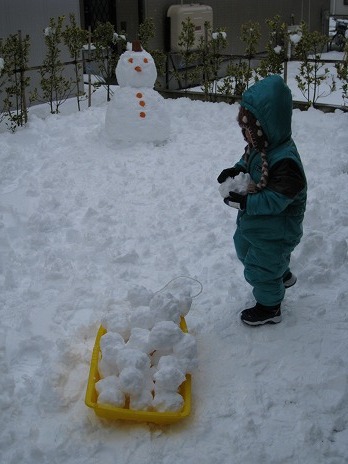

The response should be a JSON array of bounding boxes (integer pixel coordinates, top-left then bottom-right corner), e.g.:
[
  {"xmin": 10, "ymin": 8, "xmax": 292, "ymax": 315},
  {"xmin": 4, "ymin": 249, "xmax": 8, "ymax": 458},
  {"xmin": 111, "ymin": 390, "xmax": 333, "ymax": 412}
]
[{"xmin": 83, "ymin": 0, "xmax": 117, "ymax": 29}]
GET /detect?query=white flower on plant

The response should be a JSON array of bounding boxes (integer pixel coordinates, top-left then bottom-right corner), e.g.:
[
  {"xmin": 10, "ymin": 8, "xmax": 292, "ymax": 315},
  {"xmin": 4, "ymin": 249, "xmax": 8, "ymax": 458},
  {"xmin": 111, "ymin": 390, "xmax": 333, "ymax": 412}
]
[
  {"xmin": 290, "ymin": 32, "xmax": 302, "ymax": 44},
  {"xmin": 44, "ymin": 26, "xmax": 54, "ymax": 37},
  {"xmin": 274, "ymin": 45, "xmax": 282, "ymax": 55},
  {"xmin": 0, "ymin": 57, "xmax": 4, "ymax": 72}
]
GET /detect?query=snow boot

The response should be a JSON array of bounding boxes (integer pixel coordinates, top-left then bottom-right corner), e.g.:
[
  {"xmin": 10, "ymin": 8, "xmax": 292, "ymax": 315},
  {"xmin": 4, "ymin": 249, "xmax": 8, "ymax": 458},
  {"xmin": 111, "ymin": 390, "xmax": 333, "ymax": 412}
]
[
  {"xmin": 283, "ymin": 271, "xmax": 297, "ymax": 289},
  {"xmin": 241, "ymin": 303, "xmax": 282, "ymax": 326}
]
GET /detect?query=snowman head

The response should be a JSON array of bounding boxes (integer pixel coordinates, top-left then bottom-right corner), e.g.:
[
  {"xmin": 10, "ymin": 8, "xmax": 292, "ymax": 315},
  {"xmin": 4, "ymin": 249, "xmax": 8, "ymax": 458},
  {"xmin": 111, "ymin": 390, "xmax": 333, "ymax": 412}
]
[{"xmin": 116, "ymin": 40, "xmax": 157, "ymax": 88}]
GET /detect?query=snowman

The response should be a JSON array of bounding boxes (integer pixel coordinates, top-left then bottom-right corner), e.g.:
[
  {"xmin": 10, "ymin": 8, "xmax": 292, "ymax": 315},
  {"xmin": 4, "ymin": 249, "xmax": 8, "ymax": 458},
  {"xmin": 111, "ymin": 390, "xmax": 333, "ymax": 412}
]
[{"xmin": 105, "ymin": 40, "xmax": 170, "ymax": 144}]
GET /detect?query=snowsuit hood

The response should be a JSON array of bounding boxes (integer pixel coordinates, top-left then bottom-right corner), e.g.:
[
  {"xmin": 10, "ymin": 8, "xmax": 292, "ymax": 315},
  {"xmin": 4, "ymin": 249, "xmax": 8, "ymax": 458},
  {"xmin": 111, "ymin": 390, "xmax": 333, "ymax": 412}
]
[{"xmin": 240, "ymin": 75, "xmax": 292, "ymax": 151}]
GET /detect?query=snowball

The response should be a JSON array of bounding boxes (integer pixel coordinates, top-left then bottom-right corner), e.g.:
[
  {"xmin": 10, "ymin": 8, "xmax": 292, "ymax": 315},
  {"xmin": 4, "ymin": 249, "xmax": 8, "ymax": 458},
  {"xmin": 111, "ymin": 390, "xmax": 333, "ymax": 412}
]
[
  {"xmin": 96, "ymin": 376, "xmax": 125, "ymax": 407},
  {"xmin": 176, "ymin": 291, "xmax": 193, "ymax": 317},
  {"xmin": 157, "ymin": 355, "xmax": 183, "ymax": 371},
  {"xmin": 126, "ymin": 327, "xmax": 151, "ymax": 352},
  {"xmin": 129, "ymin": 306, "xmax": 156, "ymax": 330},
  {"xmin": 127, "ymin": 285, "xmax": 154, "ymax": 307},
  {"xmin": 173, "ymin": 333, "xmax": 198, "ymax": 372},
  {"xmin": 150, "ymin": 347, "xmax": 173, "ymax": 367},
  {"xmin": 101, "ymin": 309, "xmax": 130, "ymax": 340},
  {"xmin": 98, "ymin": 332, "xmax": 125, "ymax": 377},
  {"xmin": 153, "ymin": 366, "xmax": 186, "ymax": 391},
  {"xmin": 119, "ymin": 367, "xmax": 145, "ymax": 396},
  {"xmin": 98, "ymin": 355, "xmax": 119, "ymax": 378},
  {"xmin": 129, "ymin": 391, "xmax": 153, "ymax": 411},
  {"xmin": 149, "ymin": 292, "xmax": 181, "ymax": 323},
  {"xmin": 152, "ymin": 391, "xmax": 184, "ymax": 412},
  {"xmin": 148, "ymin": 321, "xmax": 184, "ymax": 352},
  {"xmin": 100, "ymin": 331, "xmax": 125, "ymax": 353},
  {"xmin": 116, "ymin": 348, "xmax": 151, "ymax": 372},
  {"xmin": 218, "ymin": 173, "xmax": 251, "ymax": 198}
]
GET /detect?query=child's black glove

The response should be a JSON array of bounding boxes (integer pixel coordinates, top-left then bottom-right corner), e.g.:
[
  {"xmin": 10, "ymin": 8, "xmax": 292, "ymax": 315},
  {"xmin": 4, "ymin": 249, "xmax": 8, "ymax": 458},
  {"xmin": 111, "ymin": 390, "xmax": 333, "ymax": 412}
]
[
  {"xmin": 223, "ymin": 191, "xmax": 247, "ymax": 210},
  {"xmin": 217, "ymin": 167, "xmax": 242, "ymax": 184}
]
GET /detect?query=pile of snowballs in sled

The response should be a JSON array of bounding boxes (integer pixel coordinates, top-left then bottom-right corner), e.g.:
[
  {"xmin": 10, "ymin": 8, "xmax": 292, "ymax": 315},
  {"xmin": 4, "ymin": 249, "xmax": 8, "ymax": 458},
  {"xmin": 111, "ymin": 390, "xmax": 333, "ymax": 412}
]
[{"xmin": 96, "ymin": 285, "xmax": 197, "ymax": 412}]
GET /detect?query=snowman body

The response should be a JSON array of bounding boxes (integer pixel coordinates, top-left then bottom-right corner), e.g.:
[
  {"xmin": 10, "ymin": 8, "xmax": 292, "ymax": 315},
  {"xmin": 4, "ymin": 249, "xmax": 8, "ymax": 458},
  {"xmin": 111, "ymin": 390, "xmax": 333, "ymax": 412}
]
[{"xmin": 105, "ymin": 46, "xmax": 170, "ymax": 143}]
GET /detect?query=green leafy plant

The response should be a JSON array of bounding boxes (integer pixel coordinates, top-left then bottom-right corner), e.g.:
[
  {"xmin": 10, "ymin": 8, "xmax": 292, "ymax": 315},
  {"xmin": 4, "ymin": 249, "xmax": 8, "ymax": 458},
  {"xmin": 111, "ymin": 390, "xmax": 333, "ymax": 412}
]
[
  {"xmin": 241, "ymin": 20, "xmax": 261, "ymax": 60},
  {"xmin": 62, "ymin": 13, "xmax": 88, "ymax": 111},
  {"xmin": 294, "ymin": 22, "xmax": 335, "ymax": 106},
  {"xmin": 218, "ymin": 21, "xmax": 260, "ymax": 96},
  {"xmin": 176, "ymin": 16, "xmax": 200, "ymax": 90},
  {"xmin": 92, "ymin": 21, "xmax": 127, "ymax": 101},
  {"xmin": 258, "ymin": 15, "xmax": 287, "ymax": 78},
  {"xmin": 38, "ymin": 16, "xmax": 72, "ymax": 114},
  {"xmin": 335, "ymin": 44, "xmax": 348, "ymax": 105},
  {"xmin": 218, "ymin": 60, "xmax": 253, "ymax": 96},
  {"xmin": 138, "ymin": 17, "xmax": 155, "ymax": 50},
  {"xmin": 0, "ymin": 32, "xmax": 30, "ymax": 131},
  {"xmin": 198, "ymin": 23, "xmax": 228, "ymax": 97}
]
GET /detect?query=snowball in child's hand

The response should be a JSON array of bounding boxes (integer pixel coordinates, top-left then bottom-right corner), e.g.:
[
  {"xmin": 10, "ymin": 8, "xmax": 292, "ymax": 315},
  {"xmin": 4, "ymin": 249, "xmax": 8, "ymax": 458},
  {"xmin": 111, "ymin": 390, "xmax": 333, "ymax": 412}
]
[
  {"xmin": 149, "ymin": 321, "xmax": 184, "ymax": 351},
  {"xmin": 152, "ymin": 391, "xmax": 184, "ymax": 412},
  {"xmin": 218, "ymin": 173, "xmax": 251, "ymax": 197}
]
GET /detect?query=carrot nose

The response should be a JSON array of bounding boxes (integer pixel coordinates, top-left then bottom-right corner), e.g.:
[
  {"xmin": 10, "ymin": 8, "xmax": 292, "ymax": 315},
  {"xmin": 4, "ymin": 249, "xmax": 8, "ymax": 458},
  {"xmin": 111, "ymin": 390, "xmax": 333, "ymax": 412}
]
[{"xmin": 134, "ymin": 66, "xmax": 142, "ymax": 72}]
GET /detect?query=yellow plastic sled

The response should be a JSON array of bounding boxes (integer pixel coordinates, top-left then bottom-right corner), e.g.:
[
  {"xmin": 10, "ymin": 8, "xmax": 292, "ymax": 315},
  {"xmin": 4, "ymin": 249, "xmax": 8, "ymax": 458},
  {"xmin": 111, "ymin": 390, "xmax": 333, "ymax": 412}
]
[{"xmin": 85, "ymin": 317, "xmax": 191, "ymax": 424}]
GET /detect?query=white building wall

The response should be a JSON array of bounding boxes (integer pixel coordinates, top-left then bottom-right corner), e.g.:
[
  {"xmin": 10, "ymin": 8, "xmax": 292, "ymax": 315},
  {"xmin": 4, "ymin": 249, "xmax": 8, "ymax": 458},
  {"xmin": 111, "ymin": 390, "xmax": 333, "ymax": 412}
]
[{"xmin": 331, "ymin": 0, "xmax": 348, "ymax": 16}]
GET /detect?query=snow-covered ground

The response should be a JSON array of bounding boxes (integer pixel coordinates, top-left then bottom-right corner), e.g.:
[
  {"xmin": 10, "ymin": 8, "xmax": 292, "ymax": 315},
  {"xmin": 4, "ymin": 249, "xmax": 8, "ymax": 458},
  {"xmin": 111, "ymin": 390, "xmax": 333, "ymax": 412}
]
[{"xmin": 1, "ymin": 75, "xmax": 348, "ymax": 463}]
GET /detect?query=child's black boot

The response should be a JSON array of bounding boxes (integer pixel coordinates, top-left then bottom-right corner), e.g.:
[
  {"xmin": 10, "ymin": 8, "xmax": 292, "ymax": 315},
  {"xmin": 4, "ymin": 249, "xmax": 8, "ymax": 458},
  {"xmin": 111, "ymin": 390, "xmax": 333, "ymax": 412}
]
[{"xmin": 241, "ymin": 303, "xmax": 282, "ymax": 326}]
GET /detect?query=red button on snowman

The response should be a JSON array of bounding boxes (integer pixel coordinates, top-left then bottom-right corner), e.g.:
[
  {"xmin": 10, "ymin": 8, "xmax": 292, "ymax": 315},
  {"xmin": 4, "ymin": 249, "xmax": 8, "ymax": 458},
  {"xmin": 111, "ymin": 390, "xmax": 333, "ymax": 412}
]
[{"xmin": 105, "ymin": 40, "xmax": 170, "ymax": 144}]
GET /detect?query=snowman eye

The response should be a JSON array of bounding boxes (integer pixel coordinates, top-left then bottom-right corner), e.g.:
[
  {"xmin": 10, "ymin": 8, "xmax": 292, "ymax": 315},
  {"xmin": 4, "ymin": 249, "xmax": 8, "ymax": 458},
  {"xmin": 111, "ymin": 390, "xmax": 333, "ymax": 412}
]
[
  {"xmin": 128, "ymin": 58, "xmax": 133, "ymax": 63},
  {"xmin": 143, "ymin": 58, "xmax": 148, "ymax": 63}
]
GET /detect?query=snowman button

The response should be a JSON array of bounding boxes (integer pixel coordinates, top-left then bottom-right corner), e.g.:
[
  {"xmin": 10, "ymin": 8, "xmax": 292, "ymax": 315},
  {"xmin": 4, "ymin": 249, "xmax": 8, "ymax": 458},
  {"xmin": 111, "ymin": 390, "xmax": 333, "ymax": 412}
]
[
  {"xmin": 136, "ymin": 92, "xmax": 143, "ymax": 99},
  {"xmin": 139, "ymin": 112, "xmax": 146, "ymax": 118},
  {"xmin": 139, "ymin": 101, "xmax": 146, "ymax": 107}
]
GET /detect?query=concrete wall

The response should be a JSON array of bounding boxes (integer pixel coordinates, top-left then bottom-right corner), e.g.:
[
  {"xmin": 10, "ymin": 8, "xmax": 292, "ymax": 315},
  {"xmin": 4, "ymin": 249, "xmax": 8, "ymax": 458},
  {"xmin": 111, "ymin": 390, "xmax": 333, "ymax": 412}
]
[{"xmin": 142, "ymin": 0, "xmax": 330, "ymax": 55}]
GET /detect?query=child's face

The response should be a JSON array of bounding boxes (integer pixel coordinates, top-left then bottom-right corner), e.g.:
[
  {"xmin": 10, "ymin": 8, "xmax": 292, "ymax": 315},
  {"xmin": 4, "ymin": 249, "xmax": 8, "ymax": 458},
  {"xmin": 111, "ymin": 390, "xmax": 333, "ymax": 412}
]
[{"xmin": 244, "ymin": 128, "xmax": 253, "ymax": 145}]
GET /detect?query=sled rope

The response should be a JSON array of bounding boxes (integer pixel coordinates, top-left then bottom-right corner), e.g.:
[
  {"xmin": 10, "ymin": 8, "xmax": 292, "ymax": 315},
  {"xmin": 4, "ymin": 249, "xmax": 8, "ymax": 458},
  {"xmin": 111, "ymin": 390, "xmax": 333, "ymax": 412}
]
[{"xmin": 155, "ymin": 276, "xmax": 203, "ymax": 299}]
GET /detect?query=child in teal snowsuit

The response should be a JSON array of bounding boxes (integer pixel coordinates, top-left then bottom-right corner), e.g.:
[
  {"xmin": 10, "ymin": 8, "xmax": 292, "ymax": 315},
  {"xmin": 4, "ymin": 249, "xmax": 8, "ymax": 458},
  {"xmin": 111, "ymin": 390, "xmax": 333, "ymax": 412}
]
[{"xmin": 217, "ymin": 75, "xmax": 307, "ymax": 325}]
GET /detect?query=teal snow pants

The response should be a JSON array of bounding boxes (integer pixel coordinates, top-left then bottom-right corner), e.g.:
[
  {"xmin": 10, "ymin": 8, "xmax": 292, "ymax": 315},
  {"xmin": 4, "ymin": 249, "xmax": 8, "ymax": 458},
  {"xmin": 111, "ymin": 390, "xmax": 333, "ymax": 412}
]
[{"xmin": 233, "ymin": 215, "xmax": 303, "ymax": 306}]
